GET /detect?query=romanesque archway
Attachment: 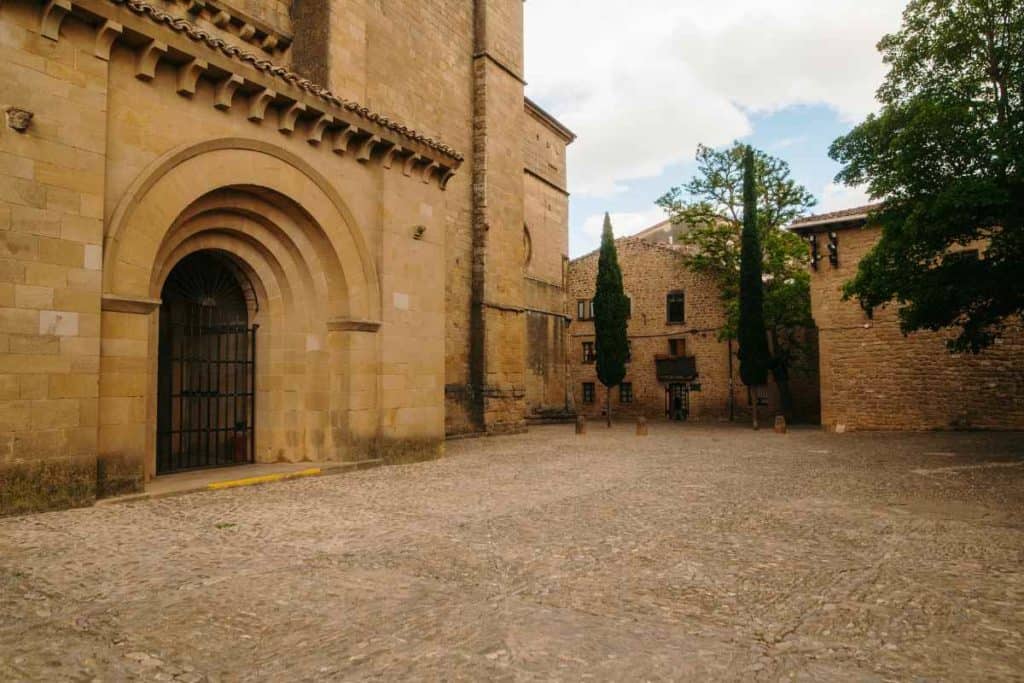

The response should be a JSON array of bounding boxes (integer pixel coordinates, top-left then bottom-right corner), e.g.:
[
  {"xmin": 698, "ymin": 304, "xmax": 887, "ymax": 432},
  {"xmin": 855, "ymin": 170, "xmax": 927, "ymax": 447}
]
[{"xmin": 100, "ymin": 140, "xmax": 383, "ymax": 481}]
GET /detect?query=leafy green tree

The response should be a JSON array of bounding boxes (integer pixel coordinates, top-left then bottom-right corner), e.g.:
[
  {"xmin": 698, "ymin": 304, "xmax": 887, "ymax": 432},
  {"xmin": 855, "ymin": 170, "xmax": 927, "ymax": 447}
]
[
  {"xmin": 830, "ymin": 0, "xmax": 1024, "ymax": 353},
  {"xmin": 737, "ymin": 147, "xmax": 773, "ymax": 428},
  {"xmin": 656, "ymin": 143, "xmax": 816, "ymax": 417},
  {"xmin": 593, "ymin": 213, "xmax": 630, "ymax": 427}
]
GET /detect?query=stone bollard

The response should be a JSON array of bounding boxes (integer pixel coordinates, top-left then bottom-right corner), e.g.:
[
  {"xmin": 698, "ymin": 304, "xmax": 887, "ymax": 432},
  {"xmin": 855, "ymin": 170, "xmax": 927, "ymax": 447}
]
[
  {"xmin": 774, "ymin": 415, "xmax": 787, "ymax": 434},
  {"xmin": 576, "ymin": 415, "xmax": 587, "ymax": 435},
  {"xmin": 636, "ymin": 416, "xmax": 648, "ymax": 436}
]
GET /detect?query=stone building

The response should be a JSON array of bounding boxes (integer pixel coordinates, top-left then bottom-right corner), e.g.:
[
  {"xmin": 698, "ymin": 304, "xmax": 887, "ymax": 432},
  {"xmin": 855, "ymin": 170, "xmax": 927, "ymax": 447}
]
[
  {"xmin": 0, "ymin": 0, "xmax": 573, "ymax": 514},
  {"xmin": 792, "ymin": 205, "xmax": 1024, "ymax": 431},
  {"xmin": 567, "ymin": 236, "xmax": 820, "ymax": 424}
]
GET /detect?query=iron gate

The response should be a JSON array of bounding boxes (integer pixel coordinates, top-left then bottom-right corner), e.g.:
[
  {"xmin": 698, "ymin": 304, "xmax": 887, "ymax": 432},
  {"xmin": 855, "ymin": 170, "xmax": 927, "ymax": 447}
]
[
  {"xmin": 666, "ymin": 383, "xmax": 690, "ymax": 421},
  {"xmin": 156, "ymin": 321, "xmax": 257, "ymax": 474}
]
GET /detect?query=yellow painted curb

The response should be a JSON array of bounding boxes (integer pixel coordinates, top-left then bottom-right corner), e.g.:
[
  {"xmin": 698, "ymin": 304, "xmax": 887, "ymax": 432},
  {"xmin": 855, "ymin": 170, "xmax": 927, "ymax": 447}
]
[{"xmin": 207, "ymin": 468, "xmax": 322, "ymax": 491}]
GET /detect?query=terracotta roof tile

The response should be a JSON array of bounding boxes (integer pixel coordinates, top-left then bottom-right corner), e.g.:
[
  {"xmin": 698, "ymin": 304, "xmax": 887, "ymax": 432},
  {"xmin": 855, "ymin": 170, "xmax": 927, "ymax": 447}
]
[{"xmin": 790, "ymin": 203, "xmax": 883, "ymax": 229}]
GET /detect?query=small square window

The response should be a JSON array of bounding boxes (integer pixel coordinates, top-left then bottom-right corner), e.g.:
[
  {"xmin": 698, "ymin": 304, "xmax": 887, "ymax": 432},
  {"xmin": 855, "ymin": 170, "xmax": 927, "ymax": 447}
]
[
  {"xmin": 582, "ymin": 382, "xmax": 596, "ymax": 404},
  {"xmin": 620, "ymin": 382, "xmax": 633, "ymax": 404},
  {"xmin": 626, "ymin": 340, "xmax": 632, "ymax": 363},
  {"xmin": 582, "ymin": 341, "xmax": 596, "ymax": 364},
  {"xmin": 669, "ymin": 338, "xmax": 686, "ymax": 357}
]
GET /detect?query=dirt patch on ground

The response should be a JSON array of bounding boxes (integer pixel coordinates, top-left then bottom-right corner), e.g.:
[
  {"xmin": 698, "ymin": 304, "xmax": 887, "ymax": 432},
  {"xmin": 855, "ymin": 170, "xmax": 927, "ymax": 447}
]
[{"xmin": 1, "ymin": 424, "xmax": 1022, "ymax": 680}]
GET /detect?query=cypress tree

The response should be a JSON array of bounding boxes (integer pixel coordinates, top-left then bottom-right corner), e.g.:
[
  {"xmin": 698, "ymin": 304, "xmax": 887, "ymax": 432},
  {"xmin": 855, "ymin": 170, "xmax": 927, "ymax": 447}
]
[
  {"xmin": 737, "ymin": 146, "xmax": 772, "ymax": 428},
  {"xmin": 593, "ymin": 213, "xmax": 629, "ymax": 427}
]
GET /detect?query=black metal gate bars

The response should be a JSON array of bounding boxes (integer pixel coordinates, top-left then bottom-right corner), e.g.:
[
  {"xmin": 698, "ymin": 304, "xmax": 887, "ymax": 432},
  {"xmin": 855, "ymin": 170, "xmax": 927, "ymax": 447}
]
[{"xmin": 156, "ymin": 321, "xmax": 257, "ymax": 474}]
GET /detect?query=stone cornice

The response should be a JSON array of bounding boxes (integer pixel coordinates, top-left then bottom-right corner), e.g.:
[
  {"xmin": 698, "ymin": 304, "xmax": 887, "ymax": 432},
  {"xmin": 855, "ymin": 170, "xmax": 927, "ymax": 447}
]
[
  {"xmin": 326, "ymin": 318, "xmax": 382, "ymax": 333},
  {"xmin": 171, "ymin": 0, "xmax": 293, "ymax": 55},
  {"xmin": 42, "ymin": 0, "xmax": 463, "ymax": 189},
  {"xmin": 102, "ymin": 293, "xmax": 162, "ymax": 314}
]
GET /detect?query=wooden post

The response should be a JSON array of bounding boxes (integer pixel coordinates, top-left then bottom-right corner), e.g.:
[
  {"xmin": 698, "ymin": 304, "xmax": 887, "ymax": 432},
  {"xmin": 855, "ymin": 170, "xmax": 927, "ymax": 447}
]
[{"xmin": 576, "ymin": 415, "xmax": 587, "ymax": 435}]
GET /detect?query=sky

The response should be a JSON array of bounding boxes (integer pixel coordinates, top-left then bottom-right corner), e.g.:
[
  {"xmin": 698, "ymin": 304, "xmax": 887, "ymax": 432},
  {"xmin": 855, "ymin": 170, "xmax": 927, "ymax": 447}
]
[{"xmin": 523, "ymin": 0, "xmax": 909, "ymax": 257}]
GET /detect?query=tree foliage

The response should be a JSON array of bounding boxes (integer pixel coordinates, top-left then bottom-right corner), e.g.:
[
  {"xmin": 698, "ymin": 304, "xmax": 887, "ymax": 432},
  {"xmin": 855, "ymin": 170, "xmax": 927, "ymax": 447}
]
[
  {"xmin": 656, "ymin": 143, "xmax": 817, "ymax": 411},
  {"xmin": 593, "ymin": 214, "xmax": 630, "ymax": 425},
  {"xmin": 737, "ymin": 147, "xmax": 773, "ymax": 388},
  {"xmin": 830, "ymin": 0, "xmax": 1024, "ymax": 352}
]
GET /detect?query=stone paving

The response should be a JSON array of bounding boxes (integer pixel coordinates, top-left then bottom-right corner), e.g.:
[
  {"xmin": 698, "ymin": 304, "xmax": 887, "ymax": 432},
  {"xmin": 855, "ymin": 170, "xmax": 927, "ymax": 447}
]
[{"xmin": 1, "ymin": 424, "xmax": 1023, "ymax": 681}]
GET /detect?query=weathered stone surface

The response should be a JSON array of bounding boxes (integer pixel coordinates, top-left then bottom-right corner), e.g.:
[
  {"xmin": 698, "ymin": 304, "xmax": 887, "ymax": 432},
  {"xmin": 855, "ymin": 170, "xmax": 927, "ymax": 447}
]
[
  {"xmin": 0, "ymin": 425, "xmax": 1021, "ymax": 679},
  {"xmin": 95, "ymin": 453, "xmax": 143, "ymax": 499},
  {"xmin": 800, "ymin": 221, "xmax": 1024, "ymax": 431},
  {"xmin": 0, "ymin": 456, "xmax": 95, "ymax": 516}
]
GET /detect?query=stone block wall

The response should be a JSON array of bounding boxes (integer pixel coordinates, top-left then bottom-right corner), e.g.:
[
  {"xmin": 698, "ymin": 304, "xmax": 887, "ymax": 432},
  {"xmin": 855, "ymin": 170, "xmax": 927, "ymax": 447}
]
[
  {"xmin": 522, "ymin": 100, "xmax": 572, "ymax": 420},
  {"xmin": 806, "ymin": 223, "xmax": 1024, "ymax": 431},
  {"xmin": 568, "ymin": 238, "xmax": 821, "ymax": 424},
  {"xmin": 569, "ymin": 239, "xmax": 748, "ymax": 421},
  {"xmin": 0, "ymin": 2, "xmax": 109, "ymax": 513}
]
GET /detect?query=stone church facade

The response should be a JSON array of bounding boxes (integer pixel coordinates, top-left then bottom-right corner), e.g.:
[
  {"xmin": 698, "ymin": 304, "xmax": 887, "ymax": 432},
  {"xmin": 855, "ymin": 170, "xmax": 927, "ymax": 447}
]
[
  {"xmin": 792, "ymin": 206, "xmax": 1024, "ymax": 432},
  {"xmin": 0, "ymin": 0, "xmax": 573, "ymax": 515}
]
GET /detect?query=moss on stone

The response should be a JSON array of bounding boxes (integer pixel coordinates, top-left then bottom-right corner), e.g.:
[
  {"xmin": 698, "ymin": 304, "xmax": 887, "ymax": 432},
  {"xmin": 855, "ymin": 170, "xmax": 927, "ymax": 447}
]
[
  {"xmin": 0, "ymin": 457, "xmax": 96, "ymax": 517},
  {"xmin": 96, "ymin": 454, "xmax": 145, "ymax": 499}
]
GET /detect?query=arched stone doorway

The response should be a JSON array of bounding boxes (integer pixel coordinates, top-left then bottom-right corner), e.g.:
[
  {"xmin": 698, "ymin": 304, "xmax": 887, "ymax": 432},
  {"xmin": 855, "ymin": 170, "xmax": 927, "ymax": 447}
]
[
  {"xmin": 99, "ymin": 140, "xmax": 388, "ymax": 483},
  {"xmin": 156, "ymin": 251, "xmax": 257, "ymax": 474}
]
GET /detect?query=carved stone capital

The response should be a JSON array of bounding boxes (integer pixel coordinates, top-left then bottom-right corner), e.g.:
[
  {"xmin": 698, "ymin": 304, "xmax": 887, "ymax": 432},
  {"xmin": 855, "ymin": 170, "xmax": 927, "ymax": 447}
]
[
  {"xmin": 3, "ymin": 106, "xmax": 33, "ymax": 133},
  {"xmin": 101, "ymin": 294, "xmax": 162, "ymax": 315}
]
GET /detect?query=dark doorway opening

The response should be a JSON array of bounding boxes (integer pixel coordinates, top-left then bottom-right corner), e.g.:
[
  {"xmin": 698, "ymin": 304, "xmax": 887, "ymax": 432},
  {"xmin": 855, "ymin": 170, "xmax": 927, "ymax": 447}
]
[
  {"xmin": 157, "ymin": 252, "xmax": 257, "ymax": 475},
  {"xmin": 666, "ymin": 383, "xmax": 689, "ymax": 421}
]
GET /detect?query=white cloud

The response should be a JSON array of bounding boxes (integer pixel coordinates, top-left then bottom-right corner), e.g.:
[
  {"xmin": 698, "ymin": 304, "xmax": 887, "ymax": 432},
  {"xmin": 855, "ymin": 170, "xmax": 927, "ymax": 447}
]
[
  {"xmin": 576, "ymin": 207, "xmax": 668, "ymax": 254},
  {"xmin": 819, "ymin": 182, "xmax": 872, "ymax": 213},
  {"xmin": 525, "ymin": 0, "xmax": 906, "ymax": 199}
]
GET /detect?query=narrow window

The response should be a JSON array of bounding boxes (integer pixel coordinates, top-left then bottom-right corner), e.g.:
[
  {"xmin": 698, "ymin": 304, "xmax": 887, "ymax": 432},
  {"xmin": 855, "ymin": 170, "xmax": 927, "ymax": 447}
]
[
  {"xmin": 669, "ymin": 338, "xmax": 686, "ymax": 357},
  {"xmin": 582, "ymin": 382, "xmax": 595, "ymax": 404},
  {"xmin": 667, "ymin": 291, "xmax": 685, "ymax": 324},
  {"xmin": 577, "ymin": 300, "xmax": 588, "ymax": 320},
  {"xmin": 626, "ymin": 340, "xmax": 632, "ymax": 363},
  {"xmin": 620, "ymin": 382, "xmax": 633, "ymax": 404},
  {"xmin": 624, "ymin": 295, "xmax": 632, "ymax": 319},
  {"xmin": 589, "ymin": 300, "xmax": 596, "ymax": 319},
  {"xmin": 582, "ymin": 341, "xmax": 596, "ymax": 364}
]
